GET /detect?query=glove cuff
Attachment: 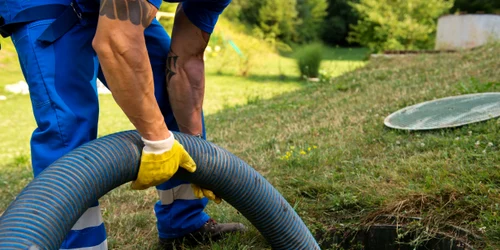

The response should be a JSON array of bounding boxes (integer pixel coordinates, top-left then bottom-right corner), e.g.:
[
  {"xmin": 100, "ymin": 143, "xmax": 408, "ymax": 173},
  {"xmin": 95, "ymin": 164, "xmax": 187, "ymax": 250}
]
[{"xmin": 142, "ymin": 131, "xmax": 175, "ymax": 154}]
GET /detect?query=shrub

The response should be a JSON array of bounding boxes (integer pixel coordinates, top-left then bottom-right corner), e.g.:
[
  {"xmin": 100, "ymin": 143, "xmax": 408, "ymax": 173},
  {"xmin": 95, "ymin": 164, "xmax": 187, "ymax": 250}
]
[
  {"xmin": 348, "ymin": 0, "xmax": 454, "ymax": 53},
  {"xmin": 295, "ymin": 43, "xmax": 324, "ymax": 78}
]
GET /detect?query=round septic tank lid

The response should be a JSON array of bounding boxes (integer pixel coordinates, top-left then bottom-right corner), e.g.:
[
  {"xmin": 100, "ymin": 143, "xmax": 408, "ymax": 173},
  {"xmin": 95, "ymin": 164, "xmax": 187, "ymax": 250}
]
[{"xmin": 384, "ymin": 92, "xmax": 500, "ymax": 130}]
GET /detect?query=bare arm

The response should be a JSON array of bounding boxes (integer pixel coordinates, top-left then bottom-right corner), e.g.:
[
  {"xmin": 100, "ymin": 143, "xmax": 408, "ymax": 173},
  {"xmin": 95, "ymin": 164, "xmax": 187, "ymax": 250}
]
[
  {"xmin": 92, "ymin": 0, "xmax": 170, "ymax": 141},
  {"xmin": 166, "ymin": 5, "xmax": 210, "ymax": 136}
]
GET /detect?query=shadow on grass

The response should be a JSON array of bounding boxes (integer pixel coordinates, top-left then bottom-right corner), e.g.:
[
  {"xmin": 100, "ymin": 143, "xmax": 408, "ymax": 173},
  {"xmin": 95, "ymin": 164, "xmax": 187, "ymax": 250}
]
[
  {"xmin": 0, "ymin": 155, "xmax": 33, "ymax": 211},
  {"xmin": 280, "ymin": 46, "xmax": 370, "ymax": 61},
  {"xmin": 207, "ymin": 71, "xmax": 308, "ymax": 85},
  {"xmin": 245, "ymin": 74, "xmax": 305, "ymax": 84}
]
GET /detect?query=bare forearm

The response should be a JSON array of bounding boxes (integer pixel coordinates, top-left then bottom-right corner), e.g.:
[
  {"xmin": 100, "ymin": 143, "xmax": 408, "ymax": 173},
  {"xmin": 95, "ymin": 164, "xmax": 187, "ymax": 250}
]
[
  {"xmin": 95, "ymin": 37, "xmax": 168, "ymax": 140},
  {"xmin": 167, "ymin": 6, "xmax": 210, "ymax": 135},
  {"xmin": 93, "ymin": 0, "xmax": 169, "ymax": 141},
  {"xmin": 167, "ymin": 53, "xmax": 205, "ymax": 135}
]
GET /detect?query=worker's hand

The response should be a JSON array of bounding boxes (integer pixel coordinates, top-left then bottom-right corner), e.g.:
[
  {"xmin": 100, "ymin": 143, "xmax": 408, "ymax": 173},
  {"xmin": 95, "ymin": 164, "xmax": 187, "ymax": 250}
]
[
  {"xmin": 131, "ymin": 132, "xmax": 196, "ymax": 190},
  {"xmin": 192, "ymin": 184, "xmax": 222, "ymax": 204}
]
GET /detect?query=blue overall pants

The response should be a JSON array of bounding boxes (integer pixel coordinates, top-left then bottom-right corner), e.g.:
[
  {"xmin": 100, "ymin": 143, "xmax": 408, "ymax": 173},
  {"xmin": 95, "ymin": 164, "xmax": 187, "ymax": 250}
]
[{"xmin": 10, "ymin": 14, "xmax": 209, "ymax": 250}]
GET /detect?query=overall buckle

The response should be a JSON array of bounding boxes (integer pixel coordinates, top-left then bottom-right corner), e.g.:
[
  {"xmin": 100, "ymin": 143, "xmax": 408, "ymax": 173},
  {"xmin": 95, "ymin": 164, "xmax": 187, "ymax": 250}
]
[{"xmin": 70, "ymin": 1, "xmax": 83, "ymax": 21}]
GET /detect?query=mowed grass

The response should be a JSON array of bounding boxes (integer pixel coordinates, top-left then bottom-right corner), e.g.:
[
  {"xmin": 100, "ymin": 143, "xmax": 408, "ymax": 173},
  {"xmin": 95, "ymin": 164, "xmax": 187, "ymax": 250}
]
[
  {"xmin": 0, "ymin": 38, "xmax": 24, "ymax": 90},
  {"xmin": 0, "ymin": 35, "xmax": 367, "ymax": 249},
  {"xmin": 204, "ymin": 44, "xmax": 500, "ymax": 249}
]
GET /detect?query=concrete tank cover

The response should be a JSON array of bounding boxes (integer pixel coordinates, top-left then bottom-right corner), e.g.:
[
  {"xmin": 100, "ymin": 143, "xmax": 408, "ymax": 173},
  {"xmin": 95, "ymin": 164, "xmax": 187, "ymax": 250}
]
[{"xmin": 384, "ymin": 93, "xmax": 500, "ymax": 130}]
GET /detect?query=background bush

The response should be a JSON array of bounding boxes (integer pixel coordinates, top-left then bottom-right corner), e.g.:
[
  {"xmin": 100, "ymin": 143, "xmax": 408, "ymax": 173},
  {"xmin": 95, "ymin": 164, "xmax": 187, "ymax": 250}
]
[
  {"xmin": 225, "ymin": 0, "xmax": 328, "ymax": 44},
  {"xmin": 348, "ymin": 0, "xmax": 454, "ymax": 53},
  {"xmin": 295, "ymin": 43, "xmax": 324, "ymax": 78}
]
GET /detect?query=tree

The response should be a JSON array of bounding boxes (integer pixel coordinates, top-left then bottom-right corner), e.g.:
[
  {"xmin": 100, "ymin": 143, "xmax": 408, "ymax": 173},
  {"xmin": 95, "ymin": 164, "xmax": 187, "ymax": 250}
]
[
  {"xmin": 224, "ymin": 0, "xmax": 328, "ymax": 44},
  {"xmin": 258, "ymin": 0, "xmax": 299, "ymax": 42},
  {"xmin": 296, "ymin": 0, "xmax": 329, "ymax": 42},
  {"xmin": 348, "ymin": 0, "xmax": 454, "ymax": 52},
  {"xmin": 232, "ymin": 0, "xmax": 267, "ymax": 26}
]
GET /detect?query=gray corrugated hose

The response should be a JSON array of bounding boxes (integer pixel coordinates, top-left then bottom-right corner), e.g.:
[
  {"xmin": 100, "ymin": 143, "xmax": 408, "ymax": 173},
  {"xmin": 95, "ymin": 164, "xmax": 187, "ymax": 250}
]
[{"xmin": 0, "ymin": 131, "xmax": 320, "ymax": 249}]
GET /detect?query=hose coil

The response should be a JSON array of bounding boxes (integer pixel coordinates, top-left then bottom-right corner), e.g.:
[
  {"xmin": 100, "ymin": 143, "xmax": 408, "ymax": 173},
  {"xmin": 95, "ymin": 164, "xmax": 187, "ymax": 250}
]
[{"xmin": 0, "ymin": 131, "xmax": 320, "ymax": 249}]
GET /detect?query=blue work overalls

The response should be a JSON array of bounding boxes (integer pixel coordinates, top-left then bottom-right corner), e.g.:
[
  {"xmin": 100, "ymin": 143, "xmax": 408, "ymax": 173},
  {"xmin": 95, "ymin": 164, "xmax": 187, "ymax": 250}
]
[{"xmin": 0, "ymin": 0, "xmax": 230, "ymax": 248}]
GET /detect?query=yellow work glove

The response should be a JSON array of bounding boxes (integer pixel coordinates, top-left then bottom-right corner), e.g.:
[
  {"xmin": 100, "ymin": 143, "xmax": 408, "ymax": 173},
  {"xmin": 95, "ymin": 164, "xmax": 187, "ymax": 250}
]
[
  {"xmin": 131, "ymin": 132, "xmax": 196, "ymax": 190},
  {"xmin": 192, "ymin": 184, "xmax": 222, "ymax": 204}
]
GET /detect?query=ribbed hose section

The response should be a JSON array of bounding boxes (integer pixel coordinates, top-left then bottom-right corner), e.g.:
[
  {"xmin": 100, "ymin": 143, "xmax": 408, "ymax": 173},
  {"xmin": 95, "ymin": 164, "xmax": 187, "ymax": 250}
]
[{"xmin": 0, "ymin": 131, "xmax": 320, "ymax": 250}]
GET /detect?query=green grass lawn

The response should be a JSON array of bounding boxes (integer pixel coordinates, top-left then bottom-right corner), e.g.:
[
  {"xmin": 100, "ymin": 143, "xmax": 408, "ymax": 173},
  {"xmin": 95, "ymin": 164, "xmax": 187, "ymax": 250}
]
[
  {"xmin": 1, "ymin": 35, "xmax": 499, "ymax": 249},
  {"xmin": 0, "ymin": 38, "xmax": 24, "ymax": 90}
]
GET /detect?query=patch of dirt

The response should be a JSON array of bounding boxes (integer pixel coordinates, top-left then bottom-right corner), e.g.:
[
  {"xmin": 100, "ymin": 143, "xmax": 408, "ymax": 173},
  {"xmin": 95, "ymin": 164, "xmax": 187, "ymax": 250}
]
[{"xmin": 316, "ymin": 224, "xmax": 476, "ymax": 250}]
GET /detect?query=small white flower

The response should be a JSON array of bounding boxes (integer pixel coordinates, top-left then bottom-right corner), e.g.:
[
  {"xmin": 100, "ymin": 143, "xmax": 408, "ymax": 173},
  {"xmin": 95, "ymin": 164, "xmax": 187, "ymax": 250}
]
[
  {"xmin": 482, "ymin": 149, "xmax": 486, "ymax": 154},
  {"xmin": 206, "ymin": 46, "xmax": 212, "ymax": 52},
  {"xmin": 468, "ymin": 131, "xmax": 473, "ymax": 136},
  {"xmin": 396, "ymin": 140, "xmax": 400, "ymax": 145},
  {"xmin": 475, "ymin": 141, "xmax": 481, "ymax": 146},
  {"xmin": 455, "ymin": 137, "xmax": 460, "ymax": 141},
  {"xmin": 488, "ymin": 142, "xmax": 494, "ymax": 147},
  {"xmin": 420, "ymin": 142, "xmax": 425, "ymax": 147},
  {"xmin": 215, "ymin": 45, "xmax": 221, "ymax": 52},
  {"xmin": 478, "ymin": 227, "xmax": 487, "ymax": 233}
]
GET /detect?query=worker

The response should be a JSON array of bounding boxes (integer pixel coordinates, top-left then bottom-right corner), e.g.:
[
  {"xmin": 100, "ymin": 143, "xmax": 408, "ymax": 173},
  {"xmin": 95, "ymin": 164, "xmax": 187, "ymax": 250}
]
[{"xmin": 0, "ymin": 0, "xmax": 246, "ymax": 249}]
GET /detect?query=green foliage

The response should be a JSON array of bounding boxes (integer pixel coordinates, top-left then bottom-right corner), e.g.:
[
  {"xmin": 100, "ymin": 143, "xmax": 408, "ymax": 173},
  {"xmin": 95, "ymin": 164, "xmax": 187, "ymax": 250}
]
[
  {"xmin": 227, "ymin": 0, "xmax": 295, "ymax": 41},
  {"xmin": 227, "ymin": 0, "xmax": 264, "ymax": 26},
  {"xmin": 258, "ymin": 0, "xmax": 299, "ymax": 42},
  {"xmin": 348, "ymin": 0, "xmax": 454, "ymax": 53},
  {"xmin": 295, "ymin": 43, "xmax": 324, "ymax": 78},
  {"xmin": 322, "ymin": 0, "xmax": 359, "ymax": 46},
  {"xmin": 451, "ymin": 0, "xmax": 500, "ymax": 14},
  {"xmin": 225, "ymin": 0, "xmax": 328, "ymax": 44},
  {"xmin": 296, "ymin": 0, "xmax": 329, "ymax": 42}
]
